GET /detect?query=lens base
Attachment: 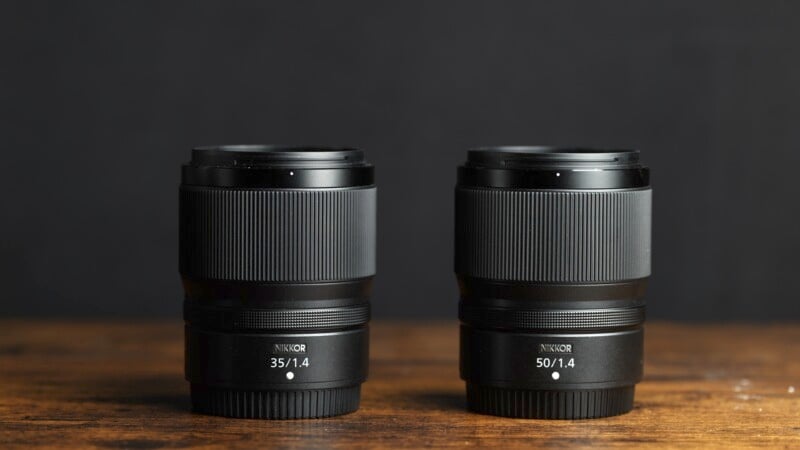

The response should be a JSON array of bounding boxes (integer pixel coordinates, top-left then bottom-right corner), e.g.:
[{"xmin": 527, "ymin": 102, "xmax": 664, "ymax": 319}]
[
  {"xmin": 190, "ymin": 384, "xmax": 361, "ymax": 419},
  {"xmin": 466, "ymin": 384, "xmax": 634, "ymax": 419}
]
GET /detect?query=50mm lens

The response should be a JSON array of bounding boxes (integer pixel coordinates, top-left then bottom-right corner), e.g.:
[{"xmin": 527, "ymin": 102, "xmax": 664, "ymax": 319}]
[
  {"xmin": 180, "ymin": 145, "xmax": 375, "ymax": 419},
  {"xmin": 456, "ymin": 147, "xmax": 651, "ymax": 419}
]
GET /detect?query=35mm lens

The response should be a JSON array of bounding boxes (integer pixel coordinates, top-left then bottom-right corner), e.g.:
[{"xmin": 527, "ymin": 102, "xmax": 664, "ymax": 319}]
[{"xmin": 180, "ymin": 145, "xmax": 375, "ymax": 419}]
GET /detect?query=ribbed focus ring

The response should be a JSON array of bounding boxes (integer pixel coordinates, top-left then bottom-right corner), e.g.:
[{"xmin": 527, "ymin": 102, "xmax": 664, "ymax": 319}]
[
  {"xmin": 466, "ymin": 384, "xmax": 635, "ymax": 419},
  {"xmin": 191, "ymin": 385, "xmax": 360, "ymax": 419},
  {"xmin": 459, "ymin": 304, "xmax": 644, "ymax": 330},
  {"xmin": 180, "ymin": 187, "xmax": 376, "ymax": 282},
  {"xmin": 455, "ymin": 188, "xmax": 651, "ymax": 282},
  {"xmin": 184, "ymin": 303, "xmax": 370, "ymax": 331}
]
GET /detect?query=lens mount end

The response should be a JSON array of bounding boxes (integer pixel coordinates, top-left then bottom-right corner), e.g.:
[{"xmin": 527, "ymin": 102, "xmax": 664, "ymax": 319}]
[
  {"xmin": 190, "ymin": 385, "xmax": 361, "ymax": 419},
  {"xmin": 466, "ymin": 384, "xmax": 635, "ymax": 419}
]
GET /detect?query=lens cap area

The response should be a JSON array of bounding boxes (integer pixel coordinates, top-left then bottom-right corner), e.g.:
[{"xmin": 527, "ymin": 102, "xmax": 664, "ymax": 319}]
[
  {"xmin": 467, "ymin": 146, "xmax": 641, "ymax": 169},
  {"xmin": 459, "ymin": 146, "xmax": 649, "ymax": 189},
  {"xmin": 183, "ymin": 145, "xmax": 374, "ymax": 188},
  {"xmin": 191, "ymin": 145, "xmax": 367, "ymax": 169}
]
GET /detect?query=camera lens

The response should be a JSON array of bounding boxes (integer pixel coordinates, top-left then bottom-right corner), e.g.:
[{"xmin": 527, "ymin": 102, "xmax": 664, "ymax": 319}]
[
  {"xmin": 456, "ymin": 147, "xmax": 651, "ymax": 419},
  {"xmin": 180, "ymin": 145, "xmax": 375, "ymax": 419}
]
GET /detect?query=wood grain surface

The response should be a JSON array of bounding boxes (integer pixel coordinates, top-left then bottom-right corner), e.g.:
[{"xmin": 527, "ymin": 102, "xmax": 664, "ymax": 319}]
[{"xmin": 0, "ymin": 320, "xmax": 798, "ymax": 449}]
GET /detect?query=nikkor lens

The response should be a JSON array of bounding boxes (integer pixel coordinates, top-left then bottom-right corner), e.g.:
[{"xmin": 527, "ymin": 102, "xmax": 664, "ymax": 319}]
[
  {"xmin": 456, "ymin": 147, "xmax": 651, "ymax": 419},
  {"xmin": 180, "ymin": 145, "xmax": 375, "ymax": 419}
]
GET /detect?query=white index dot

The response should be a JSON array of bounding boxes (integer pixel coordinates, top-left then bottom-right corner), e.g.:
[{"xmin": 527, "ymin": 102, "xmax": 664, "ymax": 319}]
[
  {"xmin": 286, "ymin": 371, "xmax": 295, "ymax": 380},
  {"xmin": 556, "ymin": 172, "xmax": 560, "ymax": 177},
  {"xmin": 551, "ymin": 371, "xmax": 560, "ymax": 380},
  {"xmin": 289, "ymin": 171, "xmax": 295, "ymax": 176}
]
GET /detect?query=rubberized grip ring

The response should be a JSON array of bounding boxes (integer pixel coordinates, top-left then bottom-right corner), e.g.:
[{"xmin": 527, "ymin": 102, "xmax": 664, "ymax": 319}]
[
  {"xmin": 455, "ymin": 188, "xmax": 651, "ymax": 283},
  {"xmin": 180, "ymin": 186, "xmax": 376, "ymax": 282}
]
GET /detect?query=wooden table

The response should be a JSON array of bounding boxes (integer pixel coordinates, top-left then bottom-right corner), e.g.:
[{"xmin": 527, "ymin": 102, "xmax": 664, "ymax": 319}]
[{"xmin": 0, "ymin": 321, "xmax": 798, "ymax": 449}]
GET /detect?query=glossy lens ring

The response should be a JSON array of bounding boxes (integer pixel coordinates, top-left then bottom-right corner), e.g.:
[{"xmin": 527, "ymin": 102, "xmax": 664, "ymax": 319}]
[
  {"xmin": 184, "ymin": 303, "xmax": 371, "ymax": 331},
  {"xmin": 459, "ymin": 304, "xmax": 645, "ymax": 331}
]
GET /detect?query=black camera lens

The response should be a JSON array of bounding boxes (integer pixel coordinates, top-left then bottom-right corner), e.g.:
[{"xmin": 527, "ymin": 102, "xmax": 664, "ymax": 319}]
[
  {"xmin": 180, "ymin": 145, "xmax": 375, "ymax": 419},
  {"xmin": 456, "ymin": 147, "xmax": 651, "ymax": 419}
]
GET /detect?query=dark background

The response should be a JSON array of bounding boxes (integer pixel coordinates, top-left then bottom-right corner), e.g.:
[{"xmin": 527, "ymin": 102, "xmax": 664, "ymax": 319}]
[{"xmin": 2, "ymin": 1, "xmax": 799, "ymax": 320}]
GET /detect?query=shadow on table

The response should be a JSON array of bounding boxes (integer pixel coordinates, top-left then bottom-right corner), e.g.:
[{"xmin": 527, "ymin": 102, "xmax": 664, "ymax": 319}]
[
  {"xmin": 403, "ymin": 391, "xmax": 465, "ymax": 412},
  {"xmin": 69, "ymin": 374, "xmax": 189, "ymax": 414}
]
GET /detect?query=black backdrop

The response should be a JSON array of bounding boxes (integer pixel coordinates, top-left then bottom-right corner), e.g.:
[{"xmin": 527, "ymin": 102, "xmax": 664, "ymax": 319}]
[{"xmin": 2, "ymin": 1, "xmax": 799, "ymax": 320}]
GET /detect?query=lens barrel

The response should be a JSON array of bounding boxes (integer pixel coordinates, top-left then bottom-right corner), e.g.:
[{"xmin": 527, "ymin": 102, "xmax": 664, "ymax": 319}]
[
  {"xmin": 456, "ymin": 147, "xmax": 651, "ymax": 419},
  {"xmin": 180, "ymin": 145, "xmax": 375, "ymax": 419}
]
